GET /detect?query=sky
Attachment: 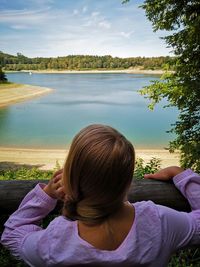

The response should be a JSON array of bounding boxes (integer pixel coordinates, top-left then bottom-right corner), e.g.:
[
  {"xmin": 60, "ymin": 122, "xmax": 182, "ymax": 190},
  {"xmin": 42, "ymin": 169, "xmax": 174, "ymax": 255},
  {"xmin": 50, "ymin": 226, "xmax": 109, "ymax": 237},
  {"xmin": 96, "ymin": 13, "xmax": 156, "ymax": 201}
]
[{"xmin": 0, "ymin": 0, "xmax": 172, "ymax": 58}]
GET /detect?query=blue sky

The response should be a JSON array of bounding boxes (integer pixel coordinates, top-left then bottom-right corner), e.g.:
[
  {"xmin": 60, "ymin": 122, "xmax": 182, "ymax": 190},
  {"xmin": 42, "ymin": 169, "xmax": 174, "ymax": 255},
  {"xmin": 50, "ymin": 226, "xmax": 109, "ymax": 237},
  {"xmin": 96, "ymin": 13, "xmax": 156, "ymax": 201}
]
[{"xmin": 0, "ymin": 0, "xmax": 172, "ymax": 58}]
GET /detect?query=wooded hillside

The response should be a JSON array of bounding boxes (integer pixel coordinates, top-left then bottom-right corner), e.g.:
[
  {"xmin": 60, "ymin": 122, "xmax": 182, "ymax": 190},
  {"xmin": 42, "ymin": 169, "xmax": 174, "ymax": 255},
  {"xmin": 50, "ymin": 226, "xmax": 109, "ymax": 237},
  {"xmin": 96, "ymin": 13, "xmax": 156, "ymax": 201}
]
[{"xmin": 0, "ymin": 51, "xmax": 175, "ymax": 71}]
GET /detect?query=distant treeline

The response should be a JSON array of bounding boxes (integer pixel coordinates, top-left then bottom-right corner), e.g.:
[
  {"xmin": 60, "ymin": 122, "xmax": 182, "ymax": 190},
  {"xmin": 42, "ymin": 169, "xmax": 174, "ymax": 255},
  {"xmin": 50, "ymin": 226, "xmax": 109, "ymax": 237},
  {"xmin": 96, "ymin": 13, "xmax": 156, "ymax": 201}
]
[{"xmin": 0, "ymin": 51, "xmax": 176, "ymax": 71}]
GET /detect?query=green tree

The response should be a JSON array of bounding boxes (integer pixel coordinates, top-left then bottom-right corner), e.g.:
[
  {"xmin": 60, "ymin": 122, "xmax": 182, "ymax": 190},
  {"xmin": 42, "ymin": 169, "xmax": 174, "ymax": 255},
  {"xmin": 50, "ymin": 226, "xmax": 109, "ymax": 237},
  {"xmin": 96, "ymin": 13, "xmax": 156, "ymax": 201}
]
[
  {"xmin": 0, "ymin": 50, "xmax": 174, "ymax": 71},
  {"xmin": 0, "ymin": 67, "xmax": 7, "ymax": 83},
  {"xmin": 137, "ymin": 0, "xmax": 200, "ymax": 172}
]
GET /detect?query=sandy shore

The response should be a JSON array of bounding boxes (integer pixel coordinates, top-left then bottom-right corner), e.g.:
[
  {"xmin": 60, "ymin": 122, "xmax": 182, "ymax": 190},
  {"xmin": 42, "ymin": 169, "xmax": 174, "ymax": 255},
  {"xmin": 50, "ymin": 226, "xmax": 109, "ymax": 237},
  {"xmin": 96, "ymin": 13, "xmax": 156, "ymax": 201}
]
[
  {"xmin": 18, "ymin": 69, "xmax": 166, "ymax": 75},
  {"xmin": 0, "ymin": 83, "xmax": 53, "ymax": 108},
  {"xmin": 0, "ymin": 147, "xmax": 180, "ymax": 171}
]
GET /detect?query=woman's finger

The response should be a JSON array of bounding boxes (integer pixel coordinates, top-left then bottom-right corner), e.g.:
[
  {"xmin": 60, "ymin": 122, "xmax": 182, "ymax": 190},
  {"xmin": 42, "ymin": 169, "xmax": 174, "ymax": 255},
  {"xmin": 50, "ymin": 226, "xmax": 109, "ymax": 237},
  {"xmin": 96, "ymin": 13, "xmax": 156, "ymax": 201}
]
[
  {"xmin": 53, "ymin": 179, "xmax": 63, "ymax": 190},
  {"xmin": 144, "ymin": 173, "xmax": 162, "ymax": 179},
  {"xmin": 144, "ymin": 173, "xmax": 156, "ymax": 179},
  {"xmin": 53, "ymin": 169, "xmax": 63, "ymax": 178},
  {"xmin": 53, "ymin": 174, "xmax": 62, "ymax": 183},
  {"xmin": 56, "ymin": 187, "xmax": 65, "ymax": 200}
]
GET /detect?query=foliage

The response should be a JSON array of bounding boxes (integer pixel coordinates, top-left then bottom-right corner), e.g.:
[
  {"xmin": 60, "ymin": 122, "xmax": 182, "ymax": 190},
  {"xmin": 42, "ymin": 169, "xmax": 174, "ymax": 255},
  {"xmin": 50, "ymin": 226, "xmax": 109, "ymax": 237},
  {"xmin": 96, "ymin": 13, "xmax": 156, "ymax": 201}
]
[
  {"xmin": 0, "ymin": 51, "xmax": 176, "ymax": 71},
  {"xmin": 134, "ymin": 157, "xmax": 161, "ymax": 179},
  {"xmin": 0, "ymin": 167, "xmax": 53, "ymax": 180},
  {"xmin": 137, "ymin": 0, "xmax": 200, "ymax": 173},
  {"xmin": 168, "ymin": 248, "xmax": 200, "ymax": 267},
  {"xmin": 0, "ymin": 66, "xmax": 7, "ymax": 83},
  {"xmin": 0, "ymin": 158, "xmax": 160, "ymax": 181},
  {"xmin": 0, "ymin": 245, "xmax": 27, "ymax": 267}
]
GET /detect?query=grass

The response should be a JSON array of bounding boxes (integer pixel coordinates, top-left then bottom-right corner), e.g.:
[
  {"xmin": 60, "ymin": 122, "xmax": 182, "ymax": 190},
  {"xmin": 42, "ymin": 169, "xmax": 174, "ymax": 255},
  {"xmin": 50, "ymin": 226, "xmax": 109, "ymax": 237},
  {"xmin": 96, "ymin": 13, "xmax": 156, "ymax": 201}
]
[{"xmin": 0, "ymin": 160, "xmax": 199, "ymax": 266}]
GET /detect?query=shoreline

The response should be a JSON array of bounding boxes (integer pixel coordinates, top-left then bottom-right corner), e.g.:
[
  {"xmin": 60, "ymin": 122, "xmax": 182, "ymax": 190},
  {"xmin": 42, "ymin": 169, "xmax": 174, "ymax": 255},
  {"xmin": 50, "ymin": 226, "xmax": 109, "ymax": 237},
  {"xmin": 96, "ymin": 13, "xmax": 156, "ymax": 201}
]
[
  {"xmin": 6, "ymin": 69, "xmax": 167, "ymax": 75},
  {"xmin": 0, "ymin": 83, "xmax": 53, "ymax": 108},
  {"xmin": 0, "ymin": 147, "xmax": 180, "ymax": 170}
]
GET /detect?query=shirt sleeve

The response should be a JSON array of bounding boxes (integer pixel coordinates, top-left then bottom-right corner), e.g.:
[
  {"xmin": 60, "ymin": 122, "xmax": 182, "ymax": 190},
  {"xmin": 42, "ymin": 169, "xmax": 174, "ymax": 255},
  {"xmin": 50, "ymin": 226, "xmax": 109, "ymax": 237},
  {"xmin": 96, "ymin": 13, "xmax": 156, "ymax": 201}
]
[
  {"xmin": 157, "ymin": 169, "xmax": 200, "ymax": 251},
  {"xmin": 0, "ymin": 183, "xmax": 57, "ymax": 262},
  {"xmin": 173, "ymin": 169, "xmax": 200, "ymax": 211}
]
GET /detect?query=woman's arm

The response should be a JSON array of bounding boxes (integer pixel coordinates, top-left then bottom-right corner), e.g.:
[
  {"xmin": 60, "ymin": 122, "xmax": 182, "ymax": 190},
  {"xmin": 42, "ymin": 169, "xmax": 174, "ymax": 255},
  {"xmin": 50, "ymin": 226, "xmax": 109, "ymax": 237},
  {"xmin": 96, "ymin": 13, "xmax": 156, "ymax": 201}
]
[
  {"xmin": 173, "ymin": 169, "xmax": 200, "ymax": 210},
  {"xmin": 0, "ymin": 170, "xmax": 64, "ymax": 260},
  {"xmin": 145, "ymin": 167, "xmax": 200, "ymax": 249}
]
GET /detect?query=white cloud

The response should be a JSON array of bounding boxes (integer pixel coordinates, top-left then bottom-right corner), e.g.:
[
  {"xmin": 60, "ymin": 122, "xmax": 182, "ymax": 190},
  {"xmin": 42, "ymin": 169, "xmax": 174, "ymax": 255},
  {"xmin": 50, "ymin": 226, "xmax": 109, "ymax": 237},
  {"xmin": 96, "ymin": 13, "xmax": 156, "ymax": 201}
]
[
  {"xmin": 91, "ymin": 11, "xmax": 100, "ymax": 17},
  {"xmin": 83, "ymin": 19, "xmax": 93, "ymax": 27},
  {"xmin": 98, "ymin": 20, "xmax": 111, "ymax": 29},
  {"xmin": 0, "ymin": 3, "xmax": 171, "ymax": 58},
  {"xmin": 119, "ymin": 31, "xmax": 134, "ymax": 38},
  {"xmin": 0, "ymin": 8, "xmax": 51, "ymax": 25}
]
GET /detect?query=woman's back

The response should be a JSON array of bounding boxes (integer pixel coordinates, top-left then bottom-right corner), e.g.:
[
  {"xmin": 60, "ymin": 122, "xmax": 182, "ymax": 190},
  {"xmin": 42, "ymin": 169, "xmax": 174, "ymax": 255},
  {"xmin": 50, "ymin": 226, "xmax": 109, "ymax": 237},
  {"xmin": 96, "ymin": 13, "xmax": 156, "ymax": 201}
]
[{"xmin": 77, "ymin": 201, "xmax": 134, "ymax": 251}]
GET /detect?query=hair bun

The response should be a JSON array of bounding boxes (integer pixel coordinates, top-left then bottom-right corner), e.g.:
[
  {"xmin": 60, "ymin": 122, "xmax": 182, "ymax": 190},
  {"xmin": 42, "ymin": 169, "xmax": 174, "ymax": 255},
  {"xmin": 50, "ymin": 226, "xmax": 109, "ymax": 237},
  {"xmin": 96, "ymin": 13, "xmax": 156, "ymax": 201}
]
[{"xmin": 64, "ymin": 196, "xmax": 78, "ymax": 220}]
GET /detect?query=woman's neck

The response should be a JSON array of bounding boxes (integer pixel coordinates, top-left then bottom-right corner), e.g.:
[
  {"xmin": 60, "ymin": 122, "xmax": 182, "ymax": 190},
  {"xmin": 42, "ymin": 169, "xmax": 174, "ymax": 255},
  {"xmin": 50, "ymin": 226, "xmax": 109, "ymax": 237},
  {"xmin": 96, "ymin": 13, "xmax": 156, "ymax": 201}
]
[{"xmin": 77, "ymin": 201, "xmax": 135, "ymax": 251}]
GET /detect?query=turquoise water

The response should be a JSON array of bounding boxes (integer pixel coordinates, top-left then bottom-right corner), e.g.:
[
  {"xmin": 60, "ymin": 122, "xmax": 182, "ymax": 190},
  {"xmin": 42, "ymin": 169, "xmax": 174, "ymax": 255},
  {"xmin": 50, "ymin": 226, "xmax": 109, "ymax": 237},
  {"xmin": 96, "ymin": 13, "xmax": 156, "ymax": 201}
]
[{"xmin": 0, "ymin": 73, "xmax": 178, "ymax": 149}]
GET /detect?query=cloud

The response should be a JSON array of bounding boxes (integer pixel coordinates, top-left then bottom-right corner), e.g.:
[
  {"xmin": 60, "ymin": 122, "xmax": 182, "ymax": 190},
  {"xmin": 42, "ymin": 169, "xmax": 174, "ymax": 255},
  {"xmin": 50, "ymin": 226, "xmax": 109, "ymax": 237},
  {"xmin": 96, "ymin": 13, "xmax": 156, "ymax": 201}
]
[
  {"xmin": 119, "ymin": 31, "xmax": 134, "ymax": 38},
  {"xmin": 91, "ymin": 11, "xmax": 100, "ymax": 17},
  {"xmin": 98, "ymin": 20, "xmax": 111, "ymax": 29},
  {"xmin": 0, "ymin": 1, "xmax": 171, "ymax": 58},
  {"xmin": 0, "ymin": 8, "xmax": 51, "ymax": 25}
]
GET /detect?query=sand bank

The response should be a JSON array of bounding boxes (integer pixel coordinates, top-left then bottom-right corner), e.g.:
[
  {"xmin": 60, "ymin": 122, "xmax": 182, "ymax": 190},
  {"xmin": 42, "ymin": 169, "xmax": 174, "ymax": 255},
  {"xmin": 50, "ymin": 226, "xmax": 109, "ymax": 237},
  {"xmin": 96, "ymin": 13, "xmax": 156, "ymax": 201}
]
[
  {"xmin": 0, "ymin": 147, "xmax": 180, "ymax": 171},
  {"xmin": 0, "ymin": 83, "xmax": 53, "ymax": 108},
  {"xmin": 19, "ymin": 69, "xmax": 166, "ymax": 75}
]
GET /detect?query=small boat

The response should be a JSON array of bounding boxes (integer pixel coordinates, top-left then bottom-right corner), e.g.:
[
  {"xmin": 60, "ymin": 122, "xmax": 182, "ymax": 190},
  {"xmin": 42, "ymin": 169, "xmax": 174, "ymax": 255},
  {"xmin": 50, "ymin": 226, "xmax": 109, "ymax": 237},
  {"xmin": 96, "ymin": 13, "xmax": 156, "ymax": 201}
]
[{"xmin": 29, "ymin": 72, "xmax": 32, "ymax": 75}]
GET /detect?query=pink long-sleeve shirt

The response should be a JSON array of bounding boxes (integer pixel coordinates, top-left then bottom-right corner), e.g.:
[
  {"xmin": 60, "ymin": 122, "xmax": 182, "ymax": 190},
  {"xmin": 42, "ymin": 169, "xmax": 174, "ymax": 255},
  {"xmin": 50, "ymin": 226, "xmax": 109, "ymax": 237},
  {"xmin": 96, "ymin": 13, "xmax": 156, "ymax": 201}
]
[{"xmin": 1, "ymin": 169, "xmax": 200, "ymax": 266}]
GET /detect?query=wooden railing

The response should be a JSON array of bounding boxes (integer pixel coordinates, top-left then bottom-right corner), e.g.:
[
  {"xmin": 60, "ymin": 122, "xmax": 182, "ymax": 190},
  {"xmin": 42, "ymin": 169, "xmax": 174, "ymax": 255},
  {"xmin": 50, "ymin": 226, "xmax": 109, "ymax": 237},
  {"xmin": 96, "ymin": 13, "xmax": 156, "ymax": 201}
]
[{"xmin": 0, "ymin": 179, "xmax": 191, "ymax": 214}]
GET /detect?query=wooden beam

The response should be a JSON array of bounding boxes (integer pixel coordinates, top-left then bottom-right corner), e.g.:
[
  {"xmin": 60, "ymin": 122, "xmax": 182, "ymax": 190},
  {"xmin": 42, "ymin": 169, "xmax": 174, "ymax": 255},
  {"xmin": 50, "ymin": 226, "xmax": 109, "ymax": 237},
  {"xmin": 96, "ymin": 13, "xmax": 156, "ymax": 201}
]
[
  {"xmin": 128, "ymin": 179, "xmax": 190, "ymax": 211},
  {"xmin": 0, "ymin": 179, "xmax": 190, "ymax": 214}
]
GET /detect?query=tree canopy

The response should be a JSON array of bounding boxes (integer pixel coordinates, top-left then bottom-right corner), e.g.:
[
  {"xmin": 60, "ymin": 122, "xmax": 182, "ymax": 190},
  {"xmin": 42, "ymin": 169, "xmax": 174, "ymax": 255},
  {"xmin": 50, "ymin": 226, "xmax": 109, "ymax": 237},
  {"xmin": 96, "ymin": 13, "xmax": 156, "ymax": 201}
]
[
  {"xmin": 0, "ymin": 51, "xmax": 175, "ymax": 71},
  {"xmin": 137, "ymin": 0, "xmax": 200, "ymax": 172},
  {"xmin": 0, "ymin": 66, "xmax": 7, "ymax": 83}
]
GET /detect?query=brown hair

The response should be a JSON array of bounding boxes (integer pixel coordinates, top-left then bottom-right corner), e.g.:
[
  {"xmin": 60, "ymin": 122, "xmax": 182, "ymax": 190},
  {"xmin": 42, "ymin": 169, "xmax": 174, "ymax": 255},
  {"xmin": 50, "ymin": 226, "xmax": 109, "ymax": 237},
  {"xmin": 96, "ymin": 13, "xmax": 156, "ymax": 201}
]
[{"xmin": 62, "ymin": 124, "xmax": 135, "ymax": 225}]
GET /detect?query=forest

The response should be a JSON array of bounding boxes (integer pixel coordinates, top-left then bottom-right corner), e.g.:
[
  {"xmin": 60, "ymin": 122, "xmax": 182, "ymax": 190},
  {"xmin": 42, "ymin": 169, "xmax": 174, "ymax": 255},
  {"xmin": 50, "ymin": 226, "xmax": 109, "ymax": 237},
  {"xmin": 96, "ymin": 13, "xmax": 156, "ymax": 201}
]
[{"xmin": 0, "ymin": 51, "xmax": 175, "ymax": 71}]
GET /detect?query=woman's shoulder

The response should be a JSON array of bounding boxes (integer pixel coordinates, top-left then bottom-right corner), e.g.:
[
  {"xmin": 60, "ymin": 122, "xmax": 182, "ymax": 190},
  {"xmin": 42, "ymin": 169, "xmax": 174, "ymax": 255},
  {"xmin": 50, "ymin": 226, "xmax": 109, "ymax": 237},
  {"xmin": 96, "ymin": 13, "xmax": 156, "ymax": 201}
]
[
  {"xmin": 38, "ymin": 217, "xmax": 77, "ymax": 249},
  {"xmin": 43, "ymin": 215, "xmax": 76, "ymax": 239},
  {"xmin": 132, "ymin": 200, "xmax": 160, "ymax": 215},
  {"xmin": 47, "ymin": 215, "xmax": 75, "ymax": 227},
  {"xmin": 131, "ymin": 200, "xmax": 162, "ymax": 238},
  {"xmin": 117, "ymin": 201, "xmax": 163, "ymax": 264}
]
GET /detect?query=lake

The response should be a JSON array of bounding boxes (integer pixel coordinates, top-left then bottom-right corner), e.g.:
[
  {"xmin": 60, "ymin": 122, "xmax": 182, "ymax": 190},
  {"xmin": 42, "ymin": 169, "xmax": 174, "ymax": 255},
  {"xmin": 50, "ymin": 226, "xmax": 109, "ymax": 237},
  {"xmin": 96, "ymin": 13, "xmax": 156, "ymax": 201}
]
[{"xmin": 0, "ymin": 72, "xmax": 178, "ymax": 149}]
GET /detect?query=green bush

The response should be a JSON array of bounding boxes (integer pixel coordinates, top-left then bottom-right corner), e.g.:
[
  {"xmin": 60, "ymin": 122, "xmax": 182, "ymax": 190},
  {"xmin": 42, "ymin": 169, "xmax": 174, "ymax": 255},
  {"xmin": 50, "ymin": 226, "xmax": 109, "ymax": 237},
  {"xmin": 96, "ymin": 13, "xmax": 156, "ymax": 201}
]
[
  {"xmin": 0, "ymin": 167, "xmax": 53, "ymax": 180},
  {"xmin": 134, "ymin": 157, "xmax": 161, "ymax": 179},
  {"xmin": 169, "ymin": 248, "xmax": 200, "ymax": 267}
]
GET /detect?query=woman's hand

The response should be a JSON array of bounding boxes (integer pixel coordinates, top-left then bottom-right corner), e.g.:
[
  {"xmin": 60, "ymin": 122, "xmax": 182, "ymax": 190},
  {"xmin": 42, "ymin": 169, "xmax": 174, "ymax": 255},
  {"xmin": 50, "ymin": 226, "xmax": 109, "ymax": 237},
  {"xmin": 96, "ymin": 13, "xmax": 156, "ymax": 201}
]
[
  {"xmin": 43, "ymin": 169, "xmax": 65, "ymax": 200},
  {"xmin": 144, "ymin": 166, "xmax": 184, "ymax": 181}
]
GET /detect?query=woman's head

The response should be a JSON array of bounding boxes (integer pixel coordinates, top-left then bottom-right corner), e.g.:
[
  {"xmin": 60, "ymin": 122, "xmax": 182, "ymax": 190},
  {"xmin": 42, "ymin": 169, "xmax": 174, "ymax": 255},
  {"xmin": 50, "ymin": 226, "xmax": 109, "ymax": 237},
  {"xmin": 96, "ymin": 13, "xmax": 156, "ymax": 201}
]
[{"xmin": 62, "ymin": 124, "xmax": 135, "ymax": 225}]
